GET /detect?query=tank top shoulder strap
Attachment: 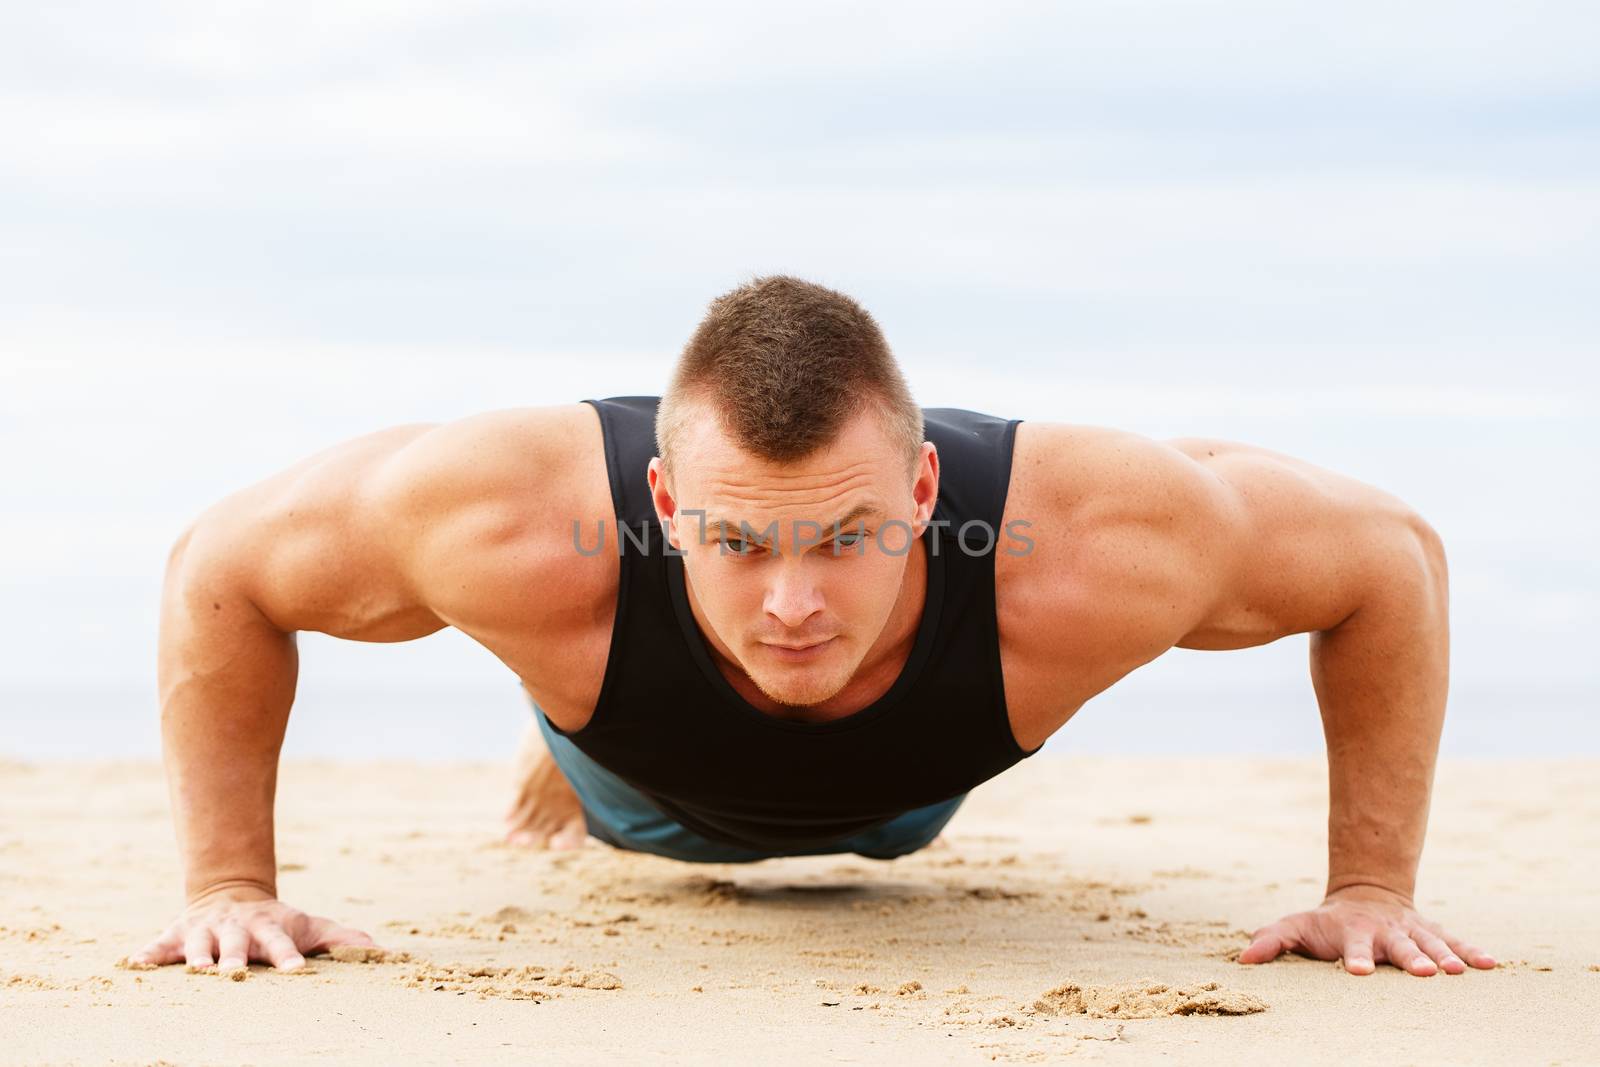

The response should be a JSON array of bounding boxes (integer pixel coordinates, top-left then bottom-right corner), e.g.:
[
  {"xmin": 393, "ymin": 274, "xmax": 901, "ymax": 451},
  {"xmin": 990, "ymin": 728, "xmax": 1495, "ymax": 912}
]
[
  {"xmin": 922, "ymin": 406, "xmax": 1023, "ymax": 545},
  {"xmin": 582, "ymin": 396, "xmax": 662, "ymax": 528}
]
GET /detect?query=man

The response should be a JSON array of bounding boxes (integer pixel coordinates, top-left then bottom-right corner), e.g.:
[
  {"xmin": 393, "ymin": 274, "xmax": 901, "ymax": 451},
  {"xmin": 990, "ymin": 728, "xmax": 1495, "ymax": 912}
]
[{"xmin": 129, "ymin": 275, "xmax": 1494, "ymax": 979}]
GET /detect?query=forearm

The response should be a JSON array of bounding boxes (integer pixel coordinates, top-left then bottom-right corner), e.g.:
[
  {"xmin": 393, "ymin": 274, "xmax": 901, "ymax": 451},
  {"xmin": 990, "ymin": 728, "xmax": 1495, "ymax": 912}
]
[
  {"xmin": 158, "ymin": 531, "xmax": 298, "ymax": 905},
  {"xmin": 1308, "ymin": 520, "xmax": 1449, "ymax": 902}
]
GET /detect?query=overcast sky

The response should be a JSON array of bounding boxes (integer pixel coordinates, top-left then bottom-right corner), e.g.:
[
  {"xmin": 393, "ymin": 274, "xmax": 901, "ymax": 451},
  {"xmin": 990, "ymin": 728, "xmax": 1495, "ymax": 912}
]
[{"xmin": 2, "ymin": 1, "xmax": 1595, "ymax": 758}]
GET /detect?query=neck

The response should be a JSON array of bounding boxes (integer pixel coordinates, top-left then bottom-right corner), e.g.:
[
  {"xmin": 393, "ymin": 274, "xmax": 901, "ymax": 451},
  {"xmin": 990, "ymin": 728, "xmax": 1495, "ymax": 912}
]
[{"xmin": 684, "ymin": 534, "xmax": 929, "ymax": 722}]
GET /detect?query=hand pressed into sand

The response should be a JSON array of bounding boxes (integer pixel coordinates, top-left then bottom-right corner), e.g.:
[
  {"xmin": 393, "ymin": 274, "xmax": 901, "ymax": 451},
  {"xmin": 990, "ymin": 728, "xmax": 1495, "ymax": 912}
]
[
  {"xmin": 127, "ymin": 884, "xmax": 380, "ymax": 973},
  {"xmin": 1237, "ymin": 884, "xmax": 1495, "ymax": 977}
]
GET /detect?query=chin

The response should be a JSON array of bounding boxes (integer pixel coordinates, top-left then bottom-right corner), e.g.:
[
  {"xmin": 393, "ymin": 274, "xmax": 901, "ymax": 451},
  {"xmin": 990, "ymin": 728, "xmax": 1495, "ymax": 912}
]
[{"xmin": 748, "ymin": 660, "xmax": 852, "ymax": 708}]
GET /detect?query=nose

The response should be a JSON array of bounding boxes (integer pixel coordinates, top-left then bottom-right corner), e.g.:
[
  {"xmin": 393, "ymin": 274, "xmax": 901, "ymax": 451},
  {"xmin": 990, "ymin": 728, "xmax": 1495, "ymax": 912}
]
[{"xmin": 763, "ymin": 560, "xmax": 824, "ymax": 630}]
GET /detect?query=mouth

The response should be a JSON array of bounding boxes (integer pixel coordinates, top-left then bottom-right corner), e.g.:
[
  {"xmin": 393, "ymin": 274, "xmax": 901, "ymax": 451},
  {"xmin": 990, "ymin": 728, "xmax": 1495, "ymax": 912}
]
[{"xmin": 761, "ymin": 637, "xmax": 836, "ymax": 662}]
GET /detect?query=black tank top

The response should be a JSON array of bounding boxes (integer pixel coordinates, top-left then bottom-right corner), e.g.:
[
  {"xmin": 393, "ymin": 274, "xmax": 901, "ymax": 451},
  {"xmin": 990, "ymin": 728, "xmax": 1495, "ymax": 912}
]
[{"xmin": 545, "ymin": 395, "xmax": 1040, "ymax": 850}]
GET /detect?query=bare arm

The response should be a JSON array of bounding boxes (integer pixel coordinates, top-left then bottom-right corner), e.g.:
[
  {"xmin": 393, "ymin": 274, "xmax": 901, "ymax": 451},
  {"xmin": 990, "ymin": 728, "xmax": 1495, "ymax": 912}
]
[
  {"xmin": 133, "ymin": 423, "xmax": 447, "ymax": 970},
  {"xmin": 134, "ymin": 404, "xmax": 603, "ymax": 971},
  {"xmin": 158, "ymin": 423, "xmax": 445, "ymax": 910},
  {"xmin": 1003, "ymin": 425, "xmax": 1491, "ymax": 977},
  {"xmin": 1163, "ymin": 440, "xmax": 1450, "ymax": 898},
  {"xmin": 1308, "ymin": 515, "xmax": 1448, "ymax": 905},
  {"xmin": 1166, "ymin": 437, "xmax": 1492, "ymax": 976}
]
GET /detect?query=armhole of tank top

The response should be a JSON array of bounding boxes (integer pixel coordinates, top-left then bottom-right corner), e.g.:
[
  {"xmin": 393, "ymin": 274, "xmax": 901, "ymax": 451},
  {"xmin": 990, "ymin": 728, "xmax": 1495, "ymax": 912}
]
[
  {"xmin": 554, "ymin": 399, "xmax": 634, "ymax": 740},
  {"xmin": 583, "ymin": 398, "xmax": 630, "ymax": 524},
  {"xmin": 990, "ymin": 417, "xmax": 1041, "ymax": 759},
  {"xmin": 564, "ymin": 544, "xmax": 630, "ymax": 739}
]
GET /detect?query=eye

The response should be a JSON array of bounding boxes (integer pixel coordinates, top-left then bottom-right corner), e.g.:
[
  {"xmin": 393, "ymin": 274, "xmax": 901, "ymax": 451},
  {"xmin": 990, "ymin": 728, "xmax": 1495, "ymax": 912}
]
[
  {"xmin": 722, "ymin": 538, "xmax": 757, "ymax": 556},
  {"xmin": 829, "ymin": 530, "xmax": 868, "ymax": 553}
]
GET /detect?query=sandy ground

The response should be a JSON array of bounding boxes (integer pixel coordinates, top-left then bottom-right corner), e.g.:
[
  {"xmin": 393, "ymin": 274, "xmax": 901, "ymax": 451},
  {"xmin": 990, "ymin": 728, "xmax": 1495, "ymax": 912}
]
[{"xmin": 2, "ymin": 754, "xmax": 1597, "ymax": 1065}]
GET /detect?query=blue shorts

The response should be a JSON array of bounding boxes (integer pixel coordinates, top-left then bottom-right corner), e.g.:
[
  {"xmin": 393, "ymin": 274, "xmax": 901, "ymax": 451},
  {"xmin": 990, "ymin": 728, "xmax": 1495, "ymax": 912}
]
[{"xmin": 533, "ymin": 704, "xmax": 966, "ymax": 864}]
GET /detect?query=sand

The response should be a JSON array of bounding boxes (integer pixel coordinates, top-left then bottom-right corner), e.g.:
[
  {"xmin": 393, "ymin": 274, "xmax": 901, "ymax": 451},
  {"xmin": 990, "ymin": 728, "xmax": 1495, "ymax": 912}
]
[{"xmin": 2, "ymin": 754, "xmax": 1596, "ymax": 1065}]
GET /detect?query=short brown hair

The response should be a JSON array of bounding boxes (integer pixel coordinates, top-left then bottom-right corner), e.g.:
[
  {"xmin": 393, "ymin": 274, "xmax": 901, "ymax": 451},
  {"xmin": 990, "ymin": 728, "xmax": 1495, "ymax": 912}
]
[{"xmin": 656, "ymin": 275, "xmax": 924, "ymax": 481}]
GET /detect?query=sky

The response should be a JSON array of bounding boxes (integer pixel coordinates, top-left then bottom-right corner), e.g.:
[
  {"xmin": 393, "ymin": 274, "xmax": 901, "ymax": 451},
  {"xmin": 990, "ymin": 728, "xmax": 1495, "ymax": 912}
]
[{"xmin": 1, "ymin": 1, "xmax": 1596, "ymax": 760}]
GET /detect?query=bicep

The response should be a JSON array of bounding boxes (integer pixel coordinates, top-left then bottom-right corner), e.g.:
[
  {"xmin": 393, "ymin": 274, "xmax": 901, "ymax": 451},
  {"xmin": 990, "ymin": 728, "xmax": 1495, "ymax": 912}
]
[{"xmin": 174, "ymin": 423, "xmax": 446, "ymax": 642}]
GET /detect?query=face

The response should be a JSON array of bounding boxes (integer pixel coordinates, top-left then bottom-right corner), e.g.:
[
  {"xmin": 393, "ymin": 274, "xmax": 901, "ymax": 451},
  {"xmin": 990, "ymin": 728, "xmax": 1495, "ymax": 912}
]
[{"xmin": 648, "ymin": 405, "xmax": 938, "ymax": 708}]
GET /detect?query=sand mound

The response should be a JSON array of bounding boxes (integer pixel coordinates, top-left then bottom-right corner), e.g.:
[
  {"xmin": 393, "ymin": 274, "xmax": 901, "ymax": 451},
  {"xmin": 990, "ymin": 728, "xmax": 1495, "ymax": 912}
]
[
  {"xmin": 404, "ymin": 963, "xmax": 555, "ymax": 1000},
  {"xmin": 398, "ymin": 962, "xmax": 623, "ymax": 998},
  {"xmin": 329, "ymin": 946, "xmax": 413, "ymax": 964},
  {"xmin": 1034, "ymin": 980, "xmax": 1266, "ymax": 1018}
]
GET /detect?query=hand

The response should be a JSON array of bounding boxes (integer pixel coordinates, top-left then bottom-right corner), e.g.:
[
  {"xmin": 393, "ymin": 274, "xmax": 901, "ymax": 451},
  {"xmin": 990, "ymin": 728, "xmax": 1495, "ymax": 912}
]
[
  {"xmin": 1238, "ymin": 884, "xmax": 1496, "ymax": 976},
  {"xmin": 127, "ymin": 884, "xmax": 380, "ymax": 972}
]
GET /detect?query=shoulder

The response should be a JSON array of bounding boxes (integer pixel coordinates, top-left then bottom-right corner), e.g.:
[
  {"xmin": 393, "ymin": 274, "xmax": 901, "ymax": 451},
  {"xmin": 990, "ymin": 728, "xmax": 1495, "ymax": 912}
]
[
  {"xmin": 371, "ymin": 403, "xmax": 604, "ymax": 511},
  {"xmin": 1003, "ymin": 422, "xmax": 1229, "ymax": 529},
  {"xmin": 368, "ymin": 403, "xmax": 618, "ymax": 631},
  {"xmin": 994, "ymin": 422, "xmax": 1239, "ymax": 740},
  {"xmin": 997, "ymin": 422, "xmax": 1235, "ymax": 628},
  {"xmin": 999, "ymin": 422, "xmax": 1235, "ymax": 608}
]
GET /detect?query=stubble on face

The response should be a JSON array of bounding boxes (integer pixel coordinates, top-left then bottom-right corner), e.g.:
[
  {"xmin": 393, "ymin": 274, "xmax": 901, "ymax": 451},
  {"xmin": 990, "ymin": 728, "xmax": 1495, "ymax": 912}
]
[
  {"xmin": 745, "ymin": 640, "xmax": 857, "ymax": 707},
  {"xmin": 662, "ymin": 406, "xmax": 930, "ymax": 717}
]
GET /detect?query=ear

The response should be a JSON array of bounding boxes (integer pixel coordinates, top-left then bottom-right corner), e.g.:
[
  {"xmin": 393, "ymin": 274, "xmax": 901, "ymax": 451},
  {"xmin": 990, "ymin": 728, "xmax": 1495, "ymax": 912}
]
[
  {"xmin": 911, "ymin": 442, "xmax": 939, "ymax": 533},
  {"xmin": 647, "ymin": 457, "xmax": 682, "ymax": 549}
]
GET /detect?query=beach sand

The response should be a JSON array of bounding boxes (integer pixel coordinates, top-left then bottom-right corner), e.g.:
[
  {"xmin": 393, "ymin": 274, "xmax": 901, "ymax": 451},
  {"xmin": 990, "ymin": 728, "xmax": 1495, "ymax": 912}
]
[{"xmin": 2, "ymin": 755, "xmax": 1596, "ymax": 1065}]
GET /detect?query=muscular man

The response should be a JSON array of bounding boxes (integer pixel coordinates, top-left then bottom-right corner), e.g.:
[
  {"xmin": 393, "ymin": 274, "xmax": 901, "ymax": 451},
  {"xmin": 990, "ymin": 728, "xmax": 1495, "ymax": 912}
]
[{"xmin": 129, "ymin": 275, "xmax": 1494, "ymax": 979}]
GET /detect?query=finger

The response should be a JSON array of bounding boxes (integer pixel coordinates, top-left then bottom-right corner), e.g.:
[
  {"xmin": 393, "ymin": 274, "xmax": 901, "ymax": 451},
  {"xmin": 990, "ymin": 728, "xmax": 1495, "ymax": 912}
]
[
  {"xmin": 129, "ymin": 944, "xmax": 182, "ymax": 966},
  {"xmin": 1380, "ymin": 929, "xmax": 1438, "ymax": 977},
  {"xmin": 306, "ymin": 917, "xmax": 379, "ymax": 954},
  {"xmin": 182, "ymin": 926, "xmax": 217, "ymax": 969},
  {"xmin": 251, "ymin": 923, "xmax": 306, "ymax": 971},
  {"xmin": 1237, "ymin": 922, "xmax": 1293, "ymax": 965},
  {"xmin": 1439, "ymin": 931, "xmax": 1496, "ymax": 970},
  {"xmin": 216, "ymin": 924, "xmax": 251, "ymax": 972},
  {"xmin": 1414, "ymin": 917, "xmax": 1496, "ymax": 969},
  {"xmin": 130, "ymin": 928, "xmax": 184, "ymax": 967},
  {"xmin": 1342, "ymin": 930, "xmax": 1376, "ymax": 975},
  {"xmin": 1410, "ymin": 927, "xmax": 1464, "ymax": 975}
]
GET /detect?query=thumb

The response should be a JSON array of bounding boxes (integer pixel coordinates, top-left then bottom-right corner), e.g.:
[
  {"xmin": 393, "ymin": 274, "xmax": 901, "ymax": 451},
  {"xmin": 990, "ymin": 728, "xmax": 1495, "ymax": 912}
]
[
  {"xmin": 1237, "ymin": 922, "xmax": 1293, "ymax": 965},
  {"xmin": 307, "ymin": 918, "xmax": 380, "ymax": 953}
]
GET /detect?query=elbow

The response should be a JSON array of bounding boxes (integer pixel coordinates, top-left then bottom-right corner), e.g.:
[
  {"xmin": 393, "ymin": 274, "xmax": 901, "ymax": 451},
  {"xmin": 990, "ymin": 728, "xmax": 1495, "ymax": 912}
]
[
  {"xmin": 1403, "ymin": 511, "xmax": 1447, "ymax": 582},
  {"xmin": 162, "ymin": 515, "xmax": 238, "ymax": 612},
  {"xmin": 1328, "ymin": 509, "xmax": 1449, "ymax": 638},
  {"xmin": 1349, "ymin": 506, "xmax": 1449, "ymax": 610},
  {"xmin": 166, "ymin": 523, "xmax": 198, "ymax": 574},
  {"xmin": 1387, "ymin": 510, "xmax": 1449, "ymax": 620},
  {"xmin": 164, "ymin": 512, "xmax": 223, "ymax": 588}
]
